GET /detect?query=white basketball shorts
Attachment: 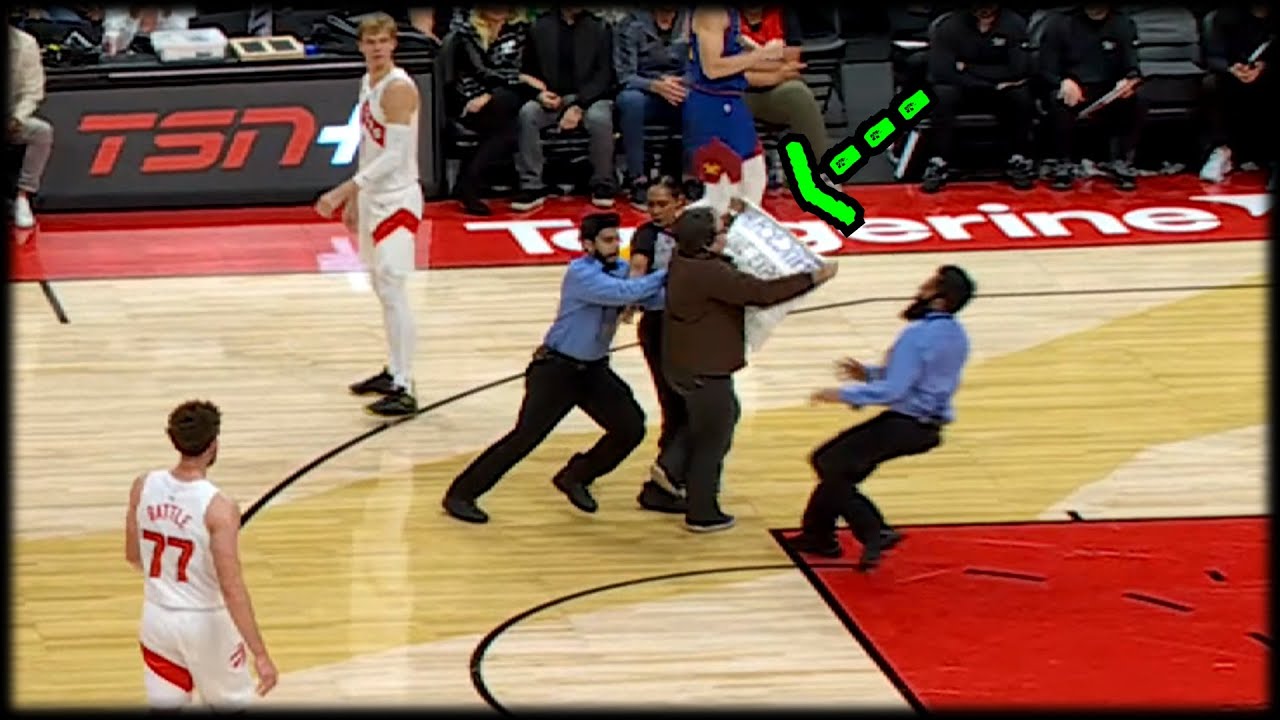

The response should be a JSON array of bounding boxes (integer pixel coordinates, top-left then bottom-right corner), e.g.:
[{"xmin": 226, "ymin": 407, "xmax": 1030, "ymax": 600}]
[
  {"xmin": 358, "ymin": 183, "xmax": 422, "ymax": 278},
  {"xmin": 139, "ymin": 600, "xmax": 254, "ymax": 710}
]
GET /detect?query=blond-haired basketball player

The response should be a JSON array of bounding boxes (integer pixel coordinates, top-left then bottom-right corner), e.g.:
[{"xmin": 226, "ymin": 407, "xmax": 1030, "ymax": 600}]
[
  {"xmin": 126, "ymin": 400, "xmax": 277, "ymax": 710},
  {"xmin": 315, "ymin": 12, "xmax": 422, "ymax": 417}
]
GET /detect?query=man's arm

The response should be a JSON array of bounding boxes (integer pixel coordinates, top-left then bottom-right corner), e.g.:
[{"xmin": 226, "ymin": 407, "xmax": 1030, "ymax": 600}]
[
  {"xmin": 1037, "ymin": 16, "xmax": 1068, "ymax": 87},
  {"xmin": 838, "ymin": 328, "xmax": 926, "ymax": 407},
  {"xmin": 1116, "ymin": 14, "xmax": 1142, "ymax": 80},
  {"xmin": 11, "ymin": 31, "xmax": 45, "ymax": 122},
  {"xmin": 207, "ymin": 493, "xmax": 270, "ymax": 662},
  {"xmin": 124, "ymin": 474, "xmax": 144, "ymax": 572},
  {"xmin": 573, "ymin": 21, "xmax": 615, "ymax": 110},
  {"xmin": 614, "ymin": 16, "xmax": 655, "ymax": 92},
  {"xmin": 702, "ymin": 260, "xmax": 816, "ymax": 308},
  {"xmin": 1203, "ymin": 13, "xmax": 1232, "ymax": 73},
  {"xmin": 692, "ymin": 8, "xmax": 781, "ymax": 79},
  {"xmin": 569, "ymin": 264, "xmax": 668, "ymax": 306},
  {"xmin": 928, "ymin": 16, "xmax": 991, "ymax": 87}
]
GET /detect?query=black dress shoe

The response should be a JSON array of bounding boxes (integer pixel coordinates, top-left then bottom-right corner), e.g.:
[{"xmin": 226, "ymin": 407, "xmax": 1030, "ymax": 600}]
[
  {"xmin": 442, "ymin": 496, "xmax": 488, "ymax": 524},
  {"xmin": 858, "ymin": 542, "xmax": 883, "ymax": 572},
  {"xmin": 552, "ymin": 473, "xmax": 598, "ymax": 513},
  {"xmin": 789, "ymin": 533, "xmax": 843, "ymax": 558},
  {"xmin": 880, "ymin": 528, "xmax": 904, "ymax": 550},
  {"xmin": 637, "ymin": 481, "xmax": 686, "ymax": 514}
]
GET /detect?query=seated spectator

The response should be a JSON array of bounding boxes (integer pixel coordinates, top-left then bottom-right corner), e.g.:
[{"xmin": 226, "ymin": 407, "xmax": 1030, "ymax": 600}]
[
  {"xmin": 101, "ymin": 5, "xmax": 195, "ymax": 55},
  {"xmin": 1199, "ymin": 2, "xmax": 1275, "ymax": 187},
  {"xmin": 739, "ymin": 6, "xmax": 831, "ymax": 162},
  {"xmin": 1037, "ymin": 3, "xmax": 1145, "ymax": 191},
  {"xmin": 513, "ymin": 7, "xmax": 617, "ymax": 212},
  {"xmin": 449, "ymin": 7, "xmax": 542, "ymax": 216},
  {"xmin": 921, "ymin": 3, "xmax": 1035, "ymax": 193},
  {"xmin": 613, "ymin": 7, "xmax": 689, "ymax": 207},
  {"xmin": 7, "ymin": 22, "xmax": 53, "ymax": 229}
]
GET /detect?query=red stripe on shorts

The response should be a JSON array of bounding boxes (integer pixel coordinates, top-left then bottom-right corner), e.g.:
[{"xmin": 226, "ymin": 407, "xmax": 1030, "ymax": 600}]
[
  {"xmin": 371, "ymin": 209, "xmax": 420, "ymax": 245},
  {"xmin": 141, "ymin": 643, "xmax": 194, "ymax": 692}
]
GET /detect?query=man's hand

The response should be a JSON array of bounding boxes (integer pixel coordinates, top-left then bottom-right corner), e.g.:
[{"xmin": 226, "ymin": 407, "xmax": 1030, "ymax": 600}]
[
  {"xmin": 835, "ymin": 357, "xmax": 868, "ymax": 382},
  {"xmin": 619, "ymin": 306, "xmax": 640, "ymax": 324},
  {"xmin": 538, "ymin": 90, "xmax": 562, "ymax": 110},
  {"xmin": 1059, "ymin": 78, "xmax": 1084, "ymax": 107},
  {"xmin": 809, "ymin": 387, "xmax": 843, "ymax": 405},
  {"xmin": 314, "ymin": 181, "xmax": 356, "ymax": 219},
  {"xmin": 777, "ymin": 59, "xmax": 806, "ymax": 82},
  {"xmin": 254, "ymin": 653, "xmax": 279, "ymax": 696},
  {"xmin": 1114, "ymin": 76, "xmax": 1139, "ymax": 98},
  {"xmin": 341, "ymin": 196, "xmax": 358, "ymax": 234},
  {"xmin": 559, "ymin": 105, "xmax": 584, "ymax": 131},
  {"xmin": 1241, "ymin": 62, "xmax": 1264, "ymax": 83},
  {"xmin": 651, "ymin": 75, "xmax": 687, "ymax": 105},
  {"xmin": 465, "ymin": 93, "xmax": 492, "ymax": 115},
  {"xmin": 759, "ymin": 38, "xmax": 785, "ymax": 62},
  {"xmin": 1230, "ymin": 62, "xmax": 1250, "ymax": 81},
  {"xmin": 811, "ymin": 261, "xmax": 838, "ymax": 285}
]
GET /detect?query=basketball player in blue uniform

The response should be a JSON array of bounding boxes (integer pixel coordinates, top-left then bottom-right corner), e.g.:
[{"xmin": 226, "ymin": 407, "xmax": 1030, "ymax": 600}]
[{"xmin": 685, "ymin": 7, "xmax": 785, "ymax": 211}]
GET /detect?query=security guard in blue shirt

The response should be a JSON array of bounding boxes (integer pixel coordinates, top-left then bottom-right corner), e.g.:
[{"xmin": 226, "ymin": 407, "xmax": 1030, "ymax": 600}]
[
  {"xmin": 443, "ymin": 212, "xmax": 669, "ymax": 524},
  {"xmin": 794, "ymin": 264, "xmax": 975, "ymax": 570}
]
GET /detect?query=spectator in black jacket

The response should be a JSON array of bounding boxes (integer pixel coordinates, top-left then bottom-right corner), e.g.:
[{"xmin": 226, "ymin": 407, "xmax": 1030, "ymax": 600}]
[
  {"xmin": 448, "ymin": 8, "xmax": 542, "ymax": 216},
  {"xmin": 922, "ymin": 4, "xmax": 1036, "ymax": 193},
  {"xmin": 1199, "ymin": 3, "xmax": 1275, "ymax": 188},
  {"xmin": 512, "ymin": 8, "xmax": 618, "ymax": 212},
  {"xmin": 613, "ymin": 8, "xmax": 689, "ymax": 208},
  {"xmin": 1037, "ymin": 4, "xmax": 1145, "ymax": 191}
]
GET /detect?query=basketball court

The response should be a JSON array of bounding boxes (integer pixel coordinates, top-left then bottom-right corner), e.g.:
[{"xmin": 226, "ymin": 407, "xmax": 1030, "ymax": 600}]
[{"xmin": 10, "ymin": 172, "xmax": 1269, "ymax": 710}]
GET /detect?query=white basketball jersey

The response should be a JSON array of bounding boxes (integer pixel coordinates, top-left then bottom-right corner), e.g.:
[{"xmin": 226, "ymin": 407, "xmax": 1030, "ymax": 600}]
[
  {"xmin": 358, "ymin": 66, "xmax": 419, "ymax": 194},
  {"xmin": 137, "ymin": 470, "xmax": 224, "ymax": 611}
]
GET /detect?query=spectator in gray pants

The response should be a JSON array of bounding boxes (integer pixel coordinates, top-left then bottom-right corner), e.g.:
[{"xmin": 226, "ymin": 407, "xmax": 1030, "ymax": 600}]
[
  {"xmin": 511, "ymin": 8, "xmax": 618, "ymax": 212},
  {"xmin": 8, "ymin": 24, "xmax": 54, "ymax": 230}
]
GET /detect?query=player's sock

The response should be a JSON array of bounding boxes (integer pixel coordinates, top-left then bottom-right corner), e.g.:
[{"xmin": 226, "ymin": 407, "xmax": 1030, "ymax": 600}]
[{"xmin": 740, "ymin": 153, "xmax": 768, "ymax": 208}]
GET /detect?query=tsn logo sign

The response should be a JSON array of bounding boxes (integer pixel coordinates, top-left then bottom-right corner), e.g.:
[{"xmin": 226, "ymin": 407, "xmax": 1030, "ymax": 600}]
[{"xmin": 77, "ymin": 104, "xmax": 362, "ymax": 176}]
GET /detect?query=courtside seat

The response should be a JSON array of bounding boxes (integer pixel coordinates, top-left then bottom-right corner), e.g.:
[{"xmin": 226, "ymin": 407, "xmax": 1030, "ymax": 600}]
[{"xmin": 1126, "ymin": 6, "xmax": 1206, "ymax": 114}]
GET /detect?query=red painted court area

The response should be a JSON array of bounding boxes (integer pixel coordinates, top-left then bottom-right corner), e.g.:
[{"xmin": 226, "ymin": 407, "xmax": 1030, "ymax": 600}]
[
  {"xmin": 9, "ymin": 173, "xmax": 1270, "ymax": 281},
  {"xmin": 776, "ymin": 516, "xmax": 1269, "ymax": 711}
]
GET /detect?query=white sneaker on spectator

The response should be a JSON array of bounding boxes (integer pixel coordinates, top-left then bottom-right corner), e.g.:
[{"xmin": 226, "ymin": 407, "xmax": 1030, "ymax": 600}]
[
  {"xmin": 13, "ymin": 195, "xmax": 35, "ymax": 229},
  {"xmin": 1199, "ymin": 146, "xmax": 1232, "ymax": 184}
]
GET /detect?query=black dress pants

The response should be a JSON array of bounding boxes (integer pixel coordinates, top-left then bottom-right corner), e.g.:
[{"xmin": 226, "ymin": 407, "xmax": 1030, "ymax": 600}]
[
  {"xmin": 801, "ymin": 411, "xmax": 942, "ymax": 546},
  {"xmin": 663, "ymin": 371, "xmax": 741, "ymax": 522},
  {"xmin": 446, "ymin": 348, "xmax": 647, "ymax": 501},
  {"xmin": 930, "ymin": 83, "xmax": 1036, "ymax": 162},
  {"xmin": 1044, "ymin": 81, "xmax": 1147, "ymax": 162},
  {"xmin": 1202, "ymin": 71, "xmax": 1274, "ymax": 163},
  {"xmin": 637, "ymin": 310, "xmax": 688, "ymax": 480},
  {"xmin": 454, "ymin": 85, "xmax": 524, "ymax": 203}
]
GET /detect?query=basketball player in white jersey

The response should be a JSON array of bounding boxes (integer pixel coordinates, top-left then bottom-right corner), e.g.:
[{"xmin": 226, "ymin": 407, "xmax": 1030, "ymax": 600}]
[
  {"xmin": 126, "ymin": 400, "xmax": 277, "ymax": 709},
  {"xmin": 315, "ymin": 12, "xmax": 422, "ymax": 417}
]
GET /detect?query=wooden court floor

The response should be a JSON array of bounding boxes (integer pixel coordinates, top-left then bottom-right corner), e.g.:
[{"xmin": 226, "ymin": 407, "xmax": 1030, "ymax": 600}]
[{"xmin": 10, "ymin": 233, "xmax": 1268, "ymax": 709}]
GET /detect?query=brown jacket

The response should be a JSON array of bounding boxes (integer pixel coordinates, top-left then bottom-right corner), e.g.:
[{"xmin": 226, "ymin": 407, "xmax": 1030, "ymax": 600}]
[{"xmin": 662, "ymin": 250, "xmax": 815, "ymax": 377}]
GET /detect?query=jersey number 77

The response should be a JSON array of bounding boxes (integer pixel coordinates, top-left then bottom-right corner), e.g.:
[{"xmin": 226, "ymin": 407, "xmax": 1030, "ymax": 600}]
[{"xmin": 142, "ymin": 529, "xmax": 194, "ymax": 582}]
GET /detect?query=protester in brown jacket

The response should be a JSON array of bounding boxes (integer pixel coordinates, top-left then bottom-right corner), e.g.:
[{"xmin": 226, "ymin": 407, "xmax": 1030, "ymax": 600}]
[{"xmin": 661, "ymin": 206, "xmax": 838, "ymax": 532}]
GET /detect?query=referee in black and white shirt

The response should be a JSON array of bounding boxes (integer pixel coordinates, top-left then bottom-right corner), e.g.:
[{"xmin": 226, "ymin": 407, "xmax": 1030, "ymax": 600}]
[{"xmin": 624, "ymin": 176, "xmax": 689, "ymax": 514}]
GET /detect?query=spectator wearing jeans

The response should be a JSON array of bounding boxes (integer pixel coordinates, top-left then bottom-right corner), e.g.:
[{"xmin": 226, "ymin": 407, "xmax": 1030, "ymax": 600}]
[
  {"xmin": 450, "ymin": 7, "xmax": 542, "ymax": 216},
  {"xmin": 513, "ymin": 7, "xmax": 618, "ymax": 212},
  {"xmin": 7, "ymin": 23, "xmax": 53, "ymax": 229},
  {"xmin": 739, "ymin": 7, "xmax": 832, "ymax": 162},
  {"xmin": 613, "ymin": 8, "xmax": 689, "ymax": 208}
]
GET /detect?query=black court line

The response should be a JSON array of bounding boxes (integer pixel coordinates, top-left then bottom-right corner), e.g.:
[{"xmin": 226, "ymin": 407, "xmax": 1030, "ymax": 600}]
[
  {"xmin": 767, "ymin": 529, "xmax": 927, "ymax": 713},
  {"xmin": 1121, "ymin": 592, "xmax": 1195, "ymax": 614},
  {"xmin": 467, "ymin": 562, "xmax": 873, "ymax": 715},
  {"xmin": 237, "ymin": 280, "xmax": 1267, "ymax": 526},
  {"xmin": 1206, "ymin": 569, "xmax": 1227, "ymax": 583},
  {"xmin": 963, "ymin": 568, "xmax": 1048, "ymax": 583},
  {"xmin": 38, "ymin": 280, "xmax": 69, "ymax": 324}
]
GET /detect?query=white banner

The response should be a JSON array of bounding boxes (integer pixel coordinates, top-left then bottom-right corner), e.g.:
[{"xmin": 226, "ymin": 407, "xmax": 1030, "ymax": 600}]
[{"xmin": 721, "ymin": 199, "xmax": 826, "ymax": 352}]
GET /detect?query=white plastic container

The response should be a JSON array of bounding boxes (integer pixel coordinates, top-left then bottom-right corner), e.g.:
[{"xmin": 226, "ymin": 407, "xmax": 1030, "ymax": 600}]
[{"xmin": 149, "ymin": 27, "xmax": 229, "ymax": 62}]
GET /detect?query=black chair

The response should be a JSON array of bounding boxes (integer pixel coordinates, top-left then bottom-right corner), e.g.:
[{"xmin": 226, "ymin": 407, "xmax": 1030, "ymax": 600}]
[
  {"xmin": 1127, "ymin": 6, "xmax": 1206, "ymax": 112},
  {"xmin": 791, "ymin": 7, "xmax": 848, "ymax": 119}
]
